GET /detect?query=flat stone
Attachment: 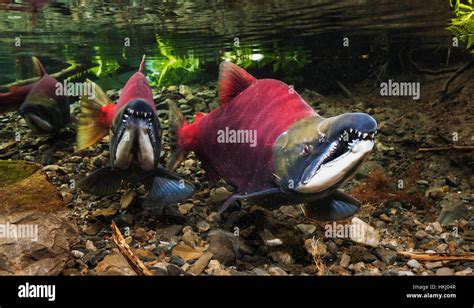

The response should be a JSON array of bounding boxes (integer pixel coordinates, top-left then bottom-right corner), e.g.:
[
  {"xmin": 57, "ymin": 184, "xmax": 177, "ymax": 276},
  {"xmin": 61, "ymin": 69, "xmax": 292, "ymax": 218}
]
[
  {"xmin": 0, "ymin": 161, "xmax": 78, "ymax": 275},
  {"xmin": 189, "ymin": 252, "xmax": 213, "ymax": 276},
  {"xmin": 279, "ymin": 205, "xmax": 300, "ymax": 218},
  {"xmin": 120, "ymin": 190, "xmax": 136, "ymax": 210},
  {"xmin": 95, "ymin": 253, "xmax": 136, "ymax": 276},
  {"xmin": 340, "ymin": 253, "xmax": 351, "ymax": 268},
  {"xmin": 296, "ymin": 224, "xmax": 316, "ymax": 235},
  {"xmin": 171, "ymin": 244, "xmax": 203, "ymax": 262},
  {"xmin": 268, "ymin": 266, "xmax": 288, "ymax": 276},
  {"xmin": 206, "ymin": 260, "xmax": 230, "ymax": 276},
  {"xmin": 454, "ymin": 268, "xmax": 472, "ymax": 276},
  {"xmin": 178, "ymin": 203, "xmax": 194, "ymax": 215},
  {"xmin": 71, "ymin": 250, "xmax": 84, "ymax": 259},
  {"xmin": 425, "ymin": 261, "xmax": 443, "ymax": 269},
  {"xmin": 156, "ymin": 225, "xmax": 182, "ymax": 240},
  {"xmin": 407, "ymin": 259, "xmax": 421, "ymax": 269},
  {"xmin": 375, "ymin": 248, "xmax": 397, "ymax": 264},
  {"xmin": 92, "ymin": 205, "xmax": 119, "ymax": 220},
  {"xmin": 436, "ymin": 267, "xmax": 454, "ymax": 276},
  {"xmin": 349, "ymin": 218, "xmax": 380, "ymax": 247},
  {"xmin": 133, "ymin": 249, "xmax": 158, "ymax": 262},
  {"xmin": 196, "ymin": 221, "xmax": 211, "ymax": 232}
]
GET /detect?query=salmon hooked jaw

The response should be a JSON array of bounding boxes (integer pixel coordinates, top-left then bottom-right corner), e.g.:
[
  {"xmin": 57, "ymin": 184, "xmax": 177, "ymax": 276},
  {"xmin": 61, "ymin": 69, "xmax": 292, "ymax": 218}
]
[
  {"xmin": 297, "ymin": 128, "xmax": 376, "ymax": 193},
  {"xmin": 112, "ymin": 99, "xmax": 160, "ymax": 171}
]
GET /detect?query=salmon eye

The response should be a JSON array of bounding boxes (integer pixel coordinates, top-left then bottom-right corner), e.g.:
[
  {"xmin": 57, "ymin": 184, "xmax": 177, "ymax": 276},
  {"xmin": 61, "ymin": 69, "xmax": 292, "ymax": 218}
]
[{"xmin": 301, "ymin": 144, "xmax": 313, "ymax": 157}]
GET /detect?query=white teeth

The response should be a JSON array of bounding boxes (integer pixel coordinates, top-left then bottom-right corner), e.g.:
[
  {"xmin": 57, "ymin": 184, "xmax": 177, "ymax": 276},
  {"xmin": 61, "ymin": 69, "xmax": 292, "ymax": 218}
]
[
  {"xmin": 350, "ymin": 129, "xmax": 353, "ymax": 133},
  {"xmin": 371, "ymin": 133, "xmax": 375, "ymax": 138},
  {"xmin": 358, "ymin": 132, "xmax": 361, "ymax": 137},
  {"xmin": 363, "ymin": 133, "xmax": 368, "ymax": 138}
]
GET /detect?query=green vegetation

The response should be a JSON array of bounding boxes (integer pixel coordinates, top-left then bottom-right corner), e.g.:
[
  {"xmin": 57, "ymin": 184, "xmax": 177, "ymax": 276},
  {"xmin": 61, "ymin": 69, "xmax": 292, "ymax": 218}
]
[
  {"xmin": 448, "ymin": 0, "xmax": 474, "ymax": 53},
  {"xmin": 0, "ymin": 160, "xmax": 39, "ymax": 187},
  {"xmin": 148, "ymin": 36, "xmax": 201, "ymax": 86}
]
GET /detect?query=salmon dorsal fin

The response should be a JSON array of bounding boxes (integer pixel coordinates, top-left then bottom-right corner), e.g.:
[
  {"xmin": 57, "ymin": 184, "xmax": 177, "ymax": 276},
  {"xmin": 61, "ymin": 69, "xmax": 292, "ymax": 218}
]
[
  {"xmin": 218, "ymin": 62, "xmax": 256, "ymax": 106},
  {"xmin": 138, "ymin": 54, "xmax": 146, "ymax": 73},
  {"xmin": 31, "ymin": 56, "xmax": 47, "ymax": 77}
]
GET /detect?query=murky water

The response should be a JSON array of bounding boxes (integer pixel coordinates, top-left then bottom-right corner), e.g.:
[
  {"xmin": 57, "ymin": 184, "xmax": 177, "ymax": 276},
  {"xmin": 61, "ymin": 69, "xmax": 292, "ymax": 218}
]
[{"xmin": 0, "ymin": 0, "xmax": 452, "ymax": 87}]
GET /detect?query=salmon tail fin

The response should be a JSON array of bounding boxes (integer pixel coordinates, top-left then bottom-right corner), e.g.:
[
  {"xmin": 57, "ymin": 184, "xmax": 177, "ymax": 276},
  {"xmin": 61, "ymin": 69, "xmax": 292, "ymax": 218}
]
[
  {"xmin": 76, "ymin": 79, "xmax": 115, "ymax": 150},
  {"xmin": 166, "ymin": 100, "xmax": 205, "ymax": 170},
  {"xmin": 218, "ymin": 61, "xmax": 256, "ymax": 105},
  {"xmin": 139, "ymin": 54, "xmax": 146, "ymax": 73},
  {"xmin": 31, "ymin": 56, "xmax": 47, "ymax": 77}
]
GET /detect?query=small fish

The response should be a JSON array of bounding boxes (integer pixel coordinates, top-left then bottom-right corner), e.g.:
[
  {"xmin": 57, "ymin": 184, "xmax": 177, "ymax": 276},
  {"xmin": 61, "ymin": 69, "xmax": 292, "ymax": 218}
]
[
  {"xmin": 0, "ymin": 57, "xmax": 70, "ymax": 135},
  {"xmin": 76, "ymin": 55, "xmax": 194, "ymax": 206},
  {"xmin": 167, "ymin": 62, "xmax": 377, "ymax": 221}
]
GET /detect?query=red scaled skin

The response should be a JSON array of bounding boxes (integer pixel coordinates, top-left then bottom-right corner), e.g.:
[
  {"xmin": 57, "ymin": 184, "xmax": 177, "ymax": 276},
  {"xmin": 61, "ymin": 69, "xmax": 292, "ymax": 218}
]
[
  {"xmin": 115, "ymin": 69, "xmax": 155, "ymax": 116},
  {"xmin": 96, "ymin": 58, "xmax": 153, "ymax": 129},
  {"xmin": 179, "ymin": 79, "xmax": 316, "ymax": 193}
]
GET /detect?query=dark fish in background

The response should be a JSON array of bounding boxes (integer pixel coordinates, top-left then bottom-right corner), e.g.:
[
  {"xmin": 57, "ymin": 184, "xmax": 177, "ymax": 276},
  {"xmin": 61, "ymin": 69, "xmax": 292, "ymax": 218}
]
[
  {"xmin": 76, "ymin": 55, "xmax": 194, "ymax": 206},
  {"xmin": 0, "ymin": 57, "xmax": 70, "ymax": 135},
  {"xmin": 168, "ymin": 62, "xmax": 377, "ymax": 221}
]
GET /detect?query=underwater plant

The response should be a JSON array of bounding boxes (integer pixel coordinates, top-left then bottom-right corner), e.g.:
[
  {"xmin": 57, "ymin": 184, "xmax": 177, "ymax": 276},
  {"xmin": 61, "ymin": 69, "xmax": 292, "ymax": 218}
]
[
  {"xmin": 148, "ymin": 36, "xmax": 201, "ymax": 86},
  {"xmin": 221, "ymin": 43, "xmax": 311, "ymax": 72},
  {"xmin": 351, "ymin": 166, "xmax": 433, "ymax": 220},
  {"xmin": 448, "ymin": 0, "xmax": 474, "ymax": 53}
]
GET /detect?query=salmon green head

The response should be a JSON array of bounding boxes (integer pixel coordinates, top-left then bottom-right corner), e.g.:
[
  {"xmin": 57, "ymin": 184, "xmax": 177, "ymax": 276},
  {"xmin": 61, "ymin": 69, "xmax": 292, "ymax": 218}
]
[{"xmin": 273, "ymin": 112, "xmax": 377, "ymax": 197}]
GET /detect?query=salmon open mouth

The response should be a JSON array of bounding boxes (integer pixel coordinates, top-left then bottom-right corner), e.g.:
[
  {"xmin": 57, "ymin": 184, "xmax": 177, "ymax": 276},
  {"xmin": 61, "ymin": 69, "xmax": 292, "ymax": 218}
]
[
  {"xmin": 113, "ymin": 100, "xmax": 159, "ymax": 171},
  {"xmin": 297, "ymin": 128, "xmax": 376, "ymax": 193}
]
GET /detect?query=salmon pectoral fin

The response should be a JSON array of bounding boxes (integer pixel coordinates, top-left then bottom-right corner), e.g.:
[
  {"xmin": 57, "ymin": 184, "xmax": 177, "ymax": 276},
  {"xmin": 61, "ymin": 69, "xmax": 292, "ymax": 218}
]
[
  {"xmin": 78, "ymin": 166, "xmax": 122, "ymax": 197},
  {"xmin": 147, "ymin": 167, "xmax": 195, "ymax": 206},
  {"xmin": 301, "ymin": 190, "xmax": 362, "ymax": 221},
  {"xmin": 166, "ymin": 99, "xmax": 188, "ymax": 171},
  {"xmin": 218, "ymin": 188, "xmax": 282, "ymax": 215}
]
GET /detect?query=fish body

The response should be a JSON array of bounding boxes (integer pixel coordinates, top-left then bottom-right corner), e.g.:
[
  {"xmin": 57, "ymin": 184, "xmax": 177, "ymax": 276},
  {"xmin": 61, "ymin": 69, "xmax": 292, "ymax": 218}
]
[
  {"xmin": 169, "ymin": 62, "xmax": 377, "ymax": 221},
  {"xmin": 0, "ymin": 57, "xmax": 70, "ymax": 134},
  {"xmin": 77, "ymin": 56, "xmax": 194, "ymax": 206},
  {"xmin": 181, "ymin": 78, "xmax": 315, "ymax": 193},
  {"xmin": 0, "ymin": 83, "xmax": 35, "ymax": 113}
]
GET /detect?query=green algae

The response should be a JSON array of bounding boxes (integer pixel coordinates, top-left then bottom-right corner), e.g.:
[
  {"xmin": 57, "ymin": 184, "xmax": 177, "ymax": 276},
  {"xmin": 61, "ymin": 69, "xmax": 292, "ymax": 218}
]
[{"xmin": 0, "ymin": 160, "xmax": 40, "ymax": 188}]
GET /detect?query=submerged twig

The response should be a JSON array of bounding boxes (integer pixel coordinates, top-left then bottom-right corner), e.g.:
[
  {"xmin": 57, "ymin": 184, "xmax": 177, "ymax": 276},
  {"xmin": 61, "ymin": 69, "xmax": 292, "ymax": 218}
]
[
  {"xmin": 0, "ymin": 63, "xmax": 91, "ymax": 92},
  {"xmin": 408, "ymin": 51, "xmax": 459, "ymax": 75},
  {"xmin": 435, "ymin": 59, "xmax": 474, "ymax": 104},
  {"xmin": 398, "ymin": 251, "xmax": 474, "ymax": 261},
  {"xmin": 111, "ymin": 221, "xmax": 153, "ymax": 276},
  {"xmin": 417, "ymin": 145, "xmax": 474, "ymax": 152},
  {"xmin": 335, "ymin": 80, "xmax": 353, "ymax": 99}
]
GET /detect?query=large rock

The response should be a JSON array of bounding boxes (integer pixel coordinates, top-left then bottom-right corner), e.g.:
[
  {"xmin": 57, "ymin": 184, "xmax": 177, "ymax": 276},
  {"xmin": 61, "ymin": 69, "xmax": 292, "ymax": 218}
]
[
  {"xmin": 0, "ymin": 161, "xmax": 78, "ymax": 275},
  {"xmin": 437, "ymin": 196, "xmax": 469, "ymax": 226},
  {"xmin": 208, "ymin": 229, "xmax": 253, "ymax": 265},
  {"xmin": 95, "ymin": 252, "xmax": 136, "ymax": 276}
]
